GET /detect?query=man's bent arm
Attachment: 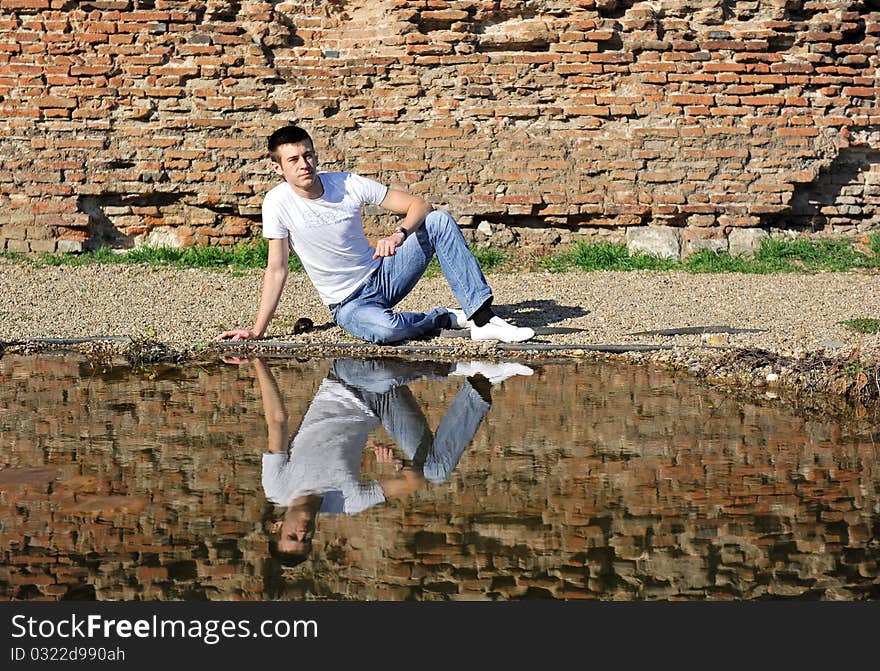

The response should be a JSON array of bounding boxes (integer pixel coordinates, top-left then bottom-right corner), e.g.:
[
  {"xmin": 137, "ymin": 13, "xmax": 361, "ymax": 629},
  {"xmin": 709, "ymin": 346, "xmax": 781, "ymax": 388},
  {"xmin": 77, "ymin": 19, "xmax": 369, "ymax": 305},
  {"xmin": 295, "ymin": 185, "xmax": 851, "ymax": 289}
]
[
  {"xmin": 252, "ymin": 358, "xmax": 289, "ymax": 454},
  {"xmin": 217, "ymin": 238, "xmax": 289, "ymax": 340},
  {"xmin": 373, "ymin": 188, "xmax": 433, "ymax": 259},
  {"xmin": 251, "ymin": 238, "xmax": 290, "ymax": 336}
]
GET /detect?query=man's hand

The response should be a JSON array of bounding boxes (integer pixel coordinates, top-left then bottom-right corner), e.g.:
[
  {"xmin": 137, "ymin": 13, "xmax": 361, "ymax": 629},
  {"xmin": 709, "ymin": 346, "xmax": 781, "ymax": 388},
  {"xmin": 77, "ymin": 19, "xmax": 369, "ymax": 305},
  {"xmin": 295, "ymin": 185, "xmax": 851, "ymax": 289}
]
[
  {"xmin": 380, "ymin": 467, "xmax": 426, "ymax": 499},
  {"xmin": 371, "ymin": 443, "xmax": 403, "ymax": 470},
  {"xmin": 372, "ymin": 231, "xmax": 405, "ymax": 259},
  {"xmin": 221, "ymin": 355, "xmax": 264, "ymax": 365},
  {"xmin": 215, "ymin": 328, "xmax": 261, "ymax": 342}
]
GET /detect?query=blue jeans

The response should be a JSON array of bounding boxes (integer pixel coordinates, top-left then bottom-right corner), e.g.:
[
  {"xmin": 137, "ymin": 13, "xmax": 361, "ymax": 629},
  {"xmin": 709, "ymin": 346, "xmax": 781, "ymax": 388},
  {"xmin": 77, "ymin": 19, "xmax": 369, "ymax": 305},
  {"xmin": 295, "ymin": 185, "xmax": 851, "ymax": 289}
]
[
  {"xmin": 330, "ymin": 358, "xmax": 490, "ymax": 483},
  {"xmin": 330, "ymin": 210, "xmax": 493, "ymax": 344}
]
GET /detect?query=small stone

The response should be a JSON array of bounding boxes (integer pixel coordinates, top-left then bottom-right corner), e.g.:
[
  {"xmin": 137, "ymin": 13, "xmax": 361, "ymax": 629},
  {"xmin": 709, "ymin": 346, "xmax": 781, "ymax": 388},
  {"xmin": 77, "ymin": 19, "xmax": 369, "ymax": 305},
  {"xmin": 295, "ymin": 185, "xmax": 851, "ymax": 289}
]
[
  {"xmin": 625, "ymin": 226, "xmax": 681, "ymax": 260},
  {"xmin": 728, "ymin": 228, "xmax": 768, "ymax": 257},
  {"xmin": 819, "ymin": 340, "xmax": 845, "ymax": 349},
  {"xmin": 765, "ymin": 372, "xmax": 779, "ymax": 383},
  {"xmin": 700, "ymin": 332, "xmax": 728, "ymax": 346},
  {"xmin": 57, "ymin": 239, "xmax": 83, "ymax": 254},
  {"xmin": 138, "ymin": 228, "xmax": 183, "ymax": 249},
  {"xmin": 683, "ymin": 237, "xmax": 728, "ymax": 257}
]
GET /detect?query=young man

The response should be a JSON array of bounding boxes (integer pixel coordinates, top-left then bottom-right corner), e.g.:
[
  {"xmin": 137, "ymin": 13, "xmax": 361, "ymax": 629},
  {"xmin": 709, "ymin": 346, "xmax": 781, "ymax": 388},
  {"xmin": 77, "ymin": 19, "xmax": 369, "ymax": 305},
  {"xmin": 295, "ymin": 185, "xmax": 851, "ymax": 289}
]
[{"xmin": 217, "ymin": 125, "xmax": 535, "ymax": 345}]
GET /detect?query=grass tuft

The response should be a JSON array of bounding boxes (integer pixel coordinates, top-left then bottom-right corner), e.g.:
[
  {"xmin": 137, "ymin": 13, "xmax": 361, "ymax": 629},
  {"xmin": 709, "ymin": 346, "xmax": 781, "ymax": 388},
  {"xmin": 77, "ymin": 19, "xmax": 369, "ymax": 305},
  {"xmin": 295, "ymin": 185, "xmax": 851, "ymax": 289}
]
[
  {"xmin": 471, "ymin": 245, "xmax": 510, "ymax": 271},
  {"xmin": 423, "ymin": 245, "xmax": 509, "ymax": 278},
  {"xmin": 541, "ymin": 236, "xmax": 880, "ymax": 274},
  {"xmin": 543, "ymin": 242, "xmax": 676, "ymax": 272},
  {"xmin": 753, "ymin": 238, "xmax": 868, "ymax": 272},
  {"xmin": 868, "ymin": 231, "xmax": 880, "ymax": 257},
  {"xmin": 839, "ymin": 318, "xmax": 880, "ymax": 335},
  {"xmin": 680, "ymin": 249, "xmax": 765, "ymax": 274}
]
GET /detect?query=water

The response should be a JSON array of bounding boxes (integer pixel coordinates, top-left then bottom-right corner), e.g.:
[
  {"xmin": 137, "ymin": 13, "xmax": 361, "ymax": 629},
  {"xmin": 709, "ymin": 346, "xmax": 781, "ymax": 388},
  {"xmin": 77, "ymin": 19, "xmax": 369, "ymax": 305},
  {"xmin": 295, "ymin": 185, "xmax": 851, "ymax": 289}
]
[{"xmin": 0, "ymin": 353, "xmax": 877, "ymax": 601}]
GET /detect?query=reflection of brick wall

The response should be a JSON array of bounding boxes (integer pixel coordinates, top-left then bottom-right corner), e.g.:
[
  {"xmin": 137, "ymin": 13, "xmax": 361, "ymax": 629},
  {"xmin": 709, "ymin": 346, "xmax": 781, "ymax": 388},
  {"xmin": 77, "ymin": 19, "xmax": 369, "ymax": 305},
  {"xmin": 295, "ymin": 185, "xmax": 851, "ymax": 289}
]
[
  {"xmin": 0, "ymin": 354, "xmax": 877, "ymax": 601},
  {"xmin": 0, "ymin": 2, "xmax": 877, "ymax": 253}
]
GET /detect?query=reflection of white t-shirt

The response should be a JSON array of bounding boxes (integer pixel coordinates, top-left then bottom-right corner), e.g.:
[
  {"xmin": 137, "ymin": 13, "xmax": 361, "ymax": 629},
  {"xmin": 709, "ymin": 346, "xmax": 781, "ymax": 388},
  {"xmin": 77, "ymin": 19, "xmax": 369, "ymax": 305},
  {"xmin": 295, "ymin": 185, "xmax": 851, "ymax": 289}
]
[
  {"xmin": 262, "ymin": 172, "xmax": 389, "ymax": 305},
  {"xmin": 261, "ymin": 379, "xmax": 386, "ymax": 514}
]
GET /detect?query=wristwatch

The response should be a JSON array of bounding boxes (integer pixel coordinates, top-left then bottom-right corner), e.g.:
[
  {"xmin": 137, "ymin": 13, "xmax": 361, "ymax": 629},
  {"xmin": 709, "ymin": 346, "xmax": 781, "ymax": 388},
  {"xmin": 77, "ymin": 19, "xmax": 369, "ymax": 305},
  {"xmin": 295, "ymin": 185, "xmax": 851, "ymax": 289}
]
[{"xmin": 395, "ymin": 226, "xmax": 409, "ymax": 240}]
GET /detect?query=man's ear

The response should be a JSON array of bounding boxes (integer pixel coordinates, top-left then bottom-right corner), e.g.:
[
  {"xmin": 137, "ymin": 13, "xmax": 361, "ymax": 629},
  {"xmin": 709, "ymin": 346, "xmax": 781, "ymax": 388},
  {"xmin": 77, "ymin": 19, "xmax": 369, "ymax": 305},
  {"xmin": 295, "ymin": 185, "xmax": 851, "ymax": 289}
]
[{"xmin": 270, "ymin": 160, "xmax": 283, "ymax": 177}]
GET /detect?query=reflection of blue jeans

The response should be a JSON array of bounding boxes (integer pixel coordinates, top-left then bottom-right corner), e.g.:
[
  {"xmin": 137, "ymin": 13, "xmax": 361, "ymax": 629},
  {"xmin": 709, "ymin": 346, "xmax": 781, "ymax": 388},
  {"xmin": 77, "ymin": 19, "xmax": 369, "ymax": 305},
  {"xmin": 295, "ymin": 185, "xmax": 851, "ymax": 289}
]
[
  {"xmin": 330, "ymin": 358, "xmax": 490, "ymax": 483},
  {"xmin": 331, "ymin": 210, "xmax": 494, "ymax": 344}
]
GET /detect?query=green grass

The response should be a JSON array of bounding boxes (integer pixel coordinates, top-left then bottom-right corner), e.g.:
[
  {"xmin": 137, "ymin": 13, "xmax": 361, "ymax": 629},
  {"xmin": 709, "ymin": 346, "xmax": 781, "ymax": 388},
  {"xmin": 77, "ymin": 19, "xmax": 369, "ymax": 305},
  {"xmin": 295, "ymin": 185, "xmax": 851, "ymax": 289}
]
[
  {"xmin": 4, "ymin": 232, "xmax": 880, "ymax": 276},
  {"xmin": 752, "ymin": 238, "xmax": 871, "ymax": 272},
  {"xmin": 28, "ymin": 238, "xmax": 303, "ymax": 272},
  {"xmin": 541, "ymin": 234, "xmax": 880, "ymax": 274},
  {"xmin": 471, "ymin": 245, "xmax": 510, "ymax": 270},
  {"xmin": 839, "ymin": 318, "xmax": 880, "ymax": 334},
  {"xmin": 680, "ymin": 249, "xmax": 766, "ymax": 273},
  {"xmin": 541, "ymin": 241, "xmax": 678, "ymax": 272},
  {"xmin": 19, "ymin": 239, "xmax": 507, "ymax": 276},
  {"xmin": 422, "ymin": 245, "xmax": 510, "ymax": 278}
]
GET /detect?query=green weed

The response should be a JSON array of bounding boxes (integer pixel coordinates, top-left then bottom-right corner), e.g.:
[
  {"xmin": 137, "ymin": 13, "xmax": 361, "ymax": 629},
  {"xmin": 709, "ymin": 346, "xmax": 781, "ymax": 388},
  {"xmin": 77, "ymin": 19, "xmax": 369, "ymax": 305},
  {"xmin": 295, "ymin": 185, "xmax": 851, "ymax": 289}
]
[
  {"xmin": 754, "ymin": 238, "xmax": 870, "ymax": 272},
  {"xmin": 681, "ymin": 249, "xmax": 766, "ymax": 274},
  {"xmin": 471, "ymin": 245, "xmax": 510, "ymax": 271},
  {"xmin": 541, "ymin": 237, "xmax": 880, "ymax": 274},
  {"xmin": 839, "ymin": 318, "xmax": 880, "ymax": 335},
  {"xmin": 423, "ymin": 245, "xmax": 507, "ymax": 278},
  {"xmin": 542, "ymin": 242, "xmax": 676, "ymax": 272},
  {"xmin": 423, "ymin": 257, "xmax": 442, "ymax": 278}
]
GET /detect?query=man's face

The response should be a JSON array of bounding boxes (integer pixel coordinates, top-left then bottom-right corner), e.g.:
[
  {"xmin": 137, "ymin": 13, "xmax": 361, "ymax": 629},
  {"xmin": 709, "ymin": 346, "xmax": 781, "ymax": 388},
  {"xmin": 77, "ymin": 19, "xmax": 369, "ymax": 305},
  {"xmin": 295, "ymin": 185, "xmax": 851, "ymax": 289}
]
[
  {"xmin": 271, "ymin": 140, "xmax": 319, "ymax": 195},
  {"xmin": 271, "ymin": 505, "xmax": 317, "ymax": 556}
]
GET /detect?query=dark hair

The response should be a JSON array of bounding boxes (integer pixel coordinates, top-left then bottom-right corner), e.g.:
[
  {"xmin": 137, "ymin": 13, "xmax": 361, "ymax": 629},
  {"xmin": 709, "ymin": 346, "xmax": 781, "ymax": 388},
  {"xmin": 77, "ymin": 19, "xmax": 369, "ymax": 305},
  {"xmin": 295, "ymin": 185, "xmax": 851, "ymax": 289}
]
[
  {"xmin": 267, "ymin": 125, "xmax": 313, "ymax": 162},
  {"xmin": 262, "ymin": 502, "xmax": 314, "ymax": 569},
  {"xmin": 267, "ymin": 540, "xmax": 311, "ymax": 568}
]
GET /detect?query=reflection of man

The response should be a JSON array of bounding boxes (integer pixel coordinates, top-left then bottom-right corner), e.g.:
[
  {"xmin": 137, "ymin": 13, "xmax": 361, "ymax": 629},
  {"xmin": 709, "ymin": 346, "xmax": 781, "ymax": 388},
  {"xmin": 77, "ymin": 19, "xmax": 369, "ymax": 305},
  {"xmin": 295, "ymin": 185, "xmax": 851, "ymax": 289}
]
[{"xmin": 251, "ymin": 357, "xmax": 532, "ymax": 566}]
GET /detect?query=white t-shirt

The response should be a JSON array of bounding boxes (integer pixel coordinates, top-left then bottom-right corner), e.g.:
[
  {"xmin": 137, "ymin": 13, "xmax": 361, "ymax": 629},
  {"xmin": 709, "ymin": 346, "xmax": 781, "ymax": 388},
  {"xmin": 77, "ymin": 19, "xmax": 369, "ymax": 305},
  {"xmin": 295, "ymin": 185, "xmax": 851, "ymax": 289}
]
[
  {"xmin": 262, "ymin": 172, "xmax": 389, "ymax": 305},
  {"xmin": 261, "ymin": 379, "xmax": 386, "ymax": 514}
]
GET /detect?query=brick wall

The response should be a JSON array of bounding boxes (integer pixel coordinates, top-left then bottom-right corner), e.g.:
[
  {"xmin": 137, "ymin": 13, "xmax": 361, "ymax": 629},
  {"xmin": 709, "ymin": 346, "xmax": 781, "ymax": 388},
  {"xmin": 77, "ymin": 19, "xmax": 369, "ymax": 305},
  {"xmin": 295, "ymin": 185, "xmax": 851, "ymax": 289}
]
[
  {"xmin": 0, "ymin": 0, "xmax": 878, "ymax": 254},
  {"xmin": 1, "ymin": 355, "xmax": 877, "ymax": 600}
]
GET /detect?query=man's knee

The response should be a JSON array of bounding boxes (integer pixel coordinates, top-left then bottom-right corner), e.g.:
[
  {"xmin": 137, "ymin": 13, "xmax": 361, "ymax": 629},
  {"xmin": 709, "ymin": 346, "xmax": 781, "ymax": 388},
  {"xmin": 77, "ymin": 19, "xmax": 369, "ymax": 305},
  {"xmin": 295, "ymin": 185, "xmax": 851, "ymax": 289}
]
[
  {"xmin": 350, "ymin": 316, "xmax": 403, "ymax": 344},
  {"xmin": 425, "ymin": 209, "xmax": 456, "ymax": 230},
  {"xmin": 365, "ymin": 327, "xmax": 403, "ymax": 345}
]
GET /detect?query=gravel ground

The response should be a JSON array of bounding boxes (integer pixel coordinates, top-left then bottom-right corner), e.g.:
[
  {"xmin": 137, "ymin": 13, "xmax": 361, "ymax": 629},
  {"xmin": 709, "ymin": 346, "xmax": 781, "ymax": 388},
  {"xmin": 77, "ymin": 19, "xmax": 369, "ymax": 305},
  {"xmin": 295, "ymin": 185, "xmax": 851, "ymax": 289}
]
[{"xmin": 2, "ymin": 257, "xmax": 880, "ymax": 360}]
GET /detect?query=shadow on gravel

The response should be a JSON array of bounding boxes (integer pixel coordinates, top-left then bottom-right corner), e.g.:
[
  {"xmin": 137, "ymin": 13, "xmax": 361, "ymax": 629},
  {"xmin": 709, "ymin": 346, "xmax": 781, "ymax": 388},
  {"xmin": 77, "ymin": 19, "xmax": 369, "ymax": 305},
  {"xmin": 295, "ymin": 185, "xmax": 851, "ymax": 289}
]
[
  {"xmin": 269, "ymin": 320, "xmax": 337, "ymax": 339},
  {"xmin": 494, "ymin": 300, "xmax": 590, "ymax": 326}
]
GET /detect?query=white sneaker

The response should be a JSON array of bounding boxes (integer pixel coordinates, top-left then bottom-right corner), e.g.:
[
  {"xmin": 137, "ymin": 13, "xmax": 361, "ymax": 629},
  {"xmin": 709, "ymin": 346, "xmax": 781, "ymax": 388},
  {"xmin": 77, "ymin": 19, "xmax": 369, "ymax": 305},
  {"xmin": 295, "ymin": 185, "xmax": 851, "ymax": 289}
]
[
  {"xmin": 447, "ymin": 308, "xmax": 469, "ymax": 329},
  {"xmin": 451, "ymin": 361, "xmax": 534, "ymax": 384},
  {"xmin": 470, "ymin": 316, "xmax": 535, "ymax": 343}
]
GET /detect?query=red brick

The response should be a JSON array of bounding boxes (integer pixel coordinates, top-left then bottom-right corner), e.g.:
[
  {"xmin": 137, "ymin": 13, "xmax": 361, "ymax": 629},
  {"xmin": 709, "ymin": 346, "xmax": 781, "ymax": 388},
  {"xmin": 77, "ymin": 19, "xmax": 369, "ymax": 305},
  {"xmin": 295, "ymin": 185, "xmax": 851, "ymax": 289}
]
[
  {"xmin": 844, "ymin": 87, "xmax": 877, "ymax": 98},
  {"xmin": 34, "ymin": 96, "xmax": 76, "ymax": 108},
  {"xmin": 2, "ymin": 0, "xmax": 50, "ymax": 7},
  {"xmin": 669, "ymin": 94, "xmax": 714, "ymax": 105}
]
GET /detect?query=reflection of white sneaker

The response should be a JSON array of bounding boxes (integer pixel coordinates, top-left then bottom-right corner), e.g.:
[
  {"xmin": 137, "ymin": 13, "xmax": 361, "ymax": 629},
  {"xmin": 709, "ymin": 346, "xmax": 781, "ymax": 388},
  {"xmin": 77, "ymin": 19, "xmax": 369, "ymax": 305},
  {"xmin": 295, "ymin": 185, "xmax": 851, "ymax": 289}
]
[
  {"xmin": 470, "ymin": 316, "xmax": 535, "ymax": 343},
  {"xmin": 448, "ymin": 308, "xmax": 469, "ymax": 329},
  {"xmin": 451, "ymin": 361, "xmax": 534, "ymax": 384}
]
